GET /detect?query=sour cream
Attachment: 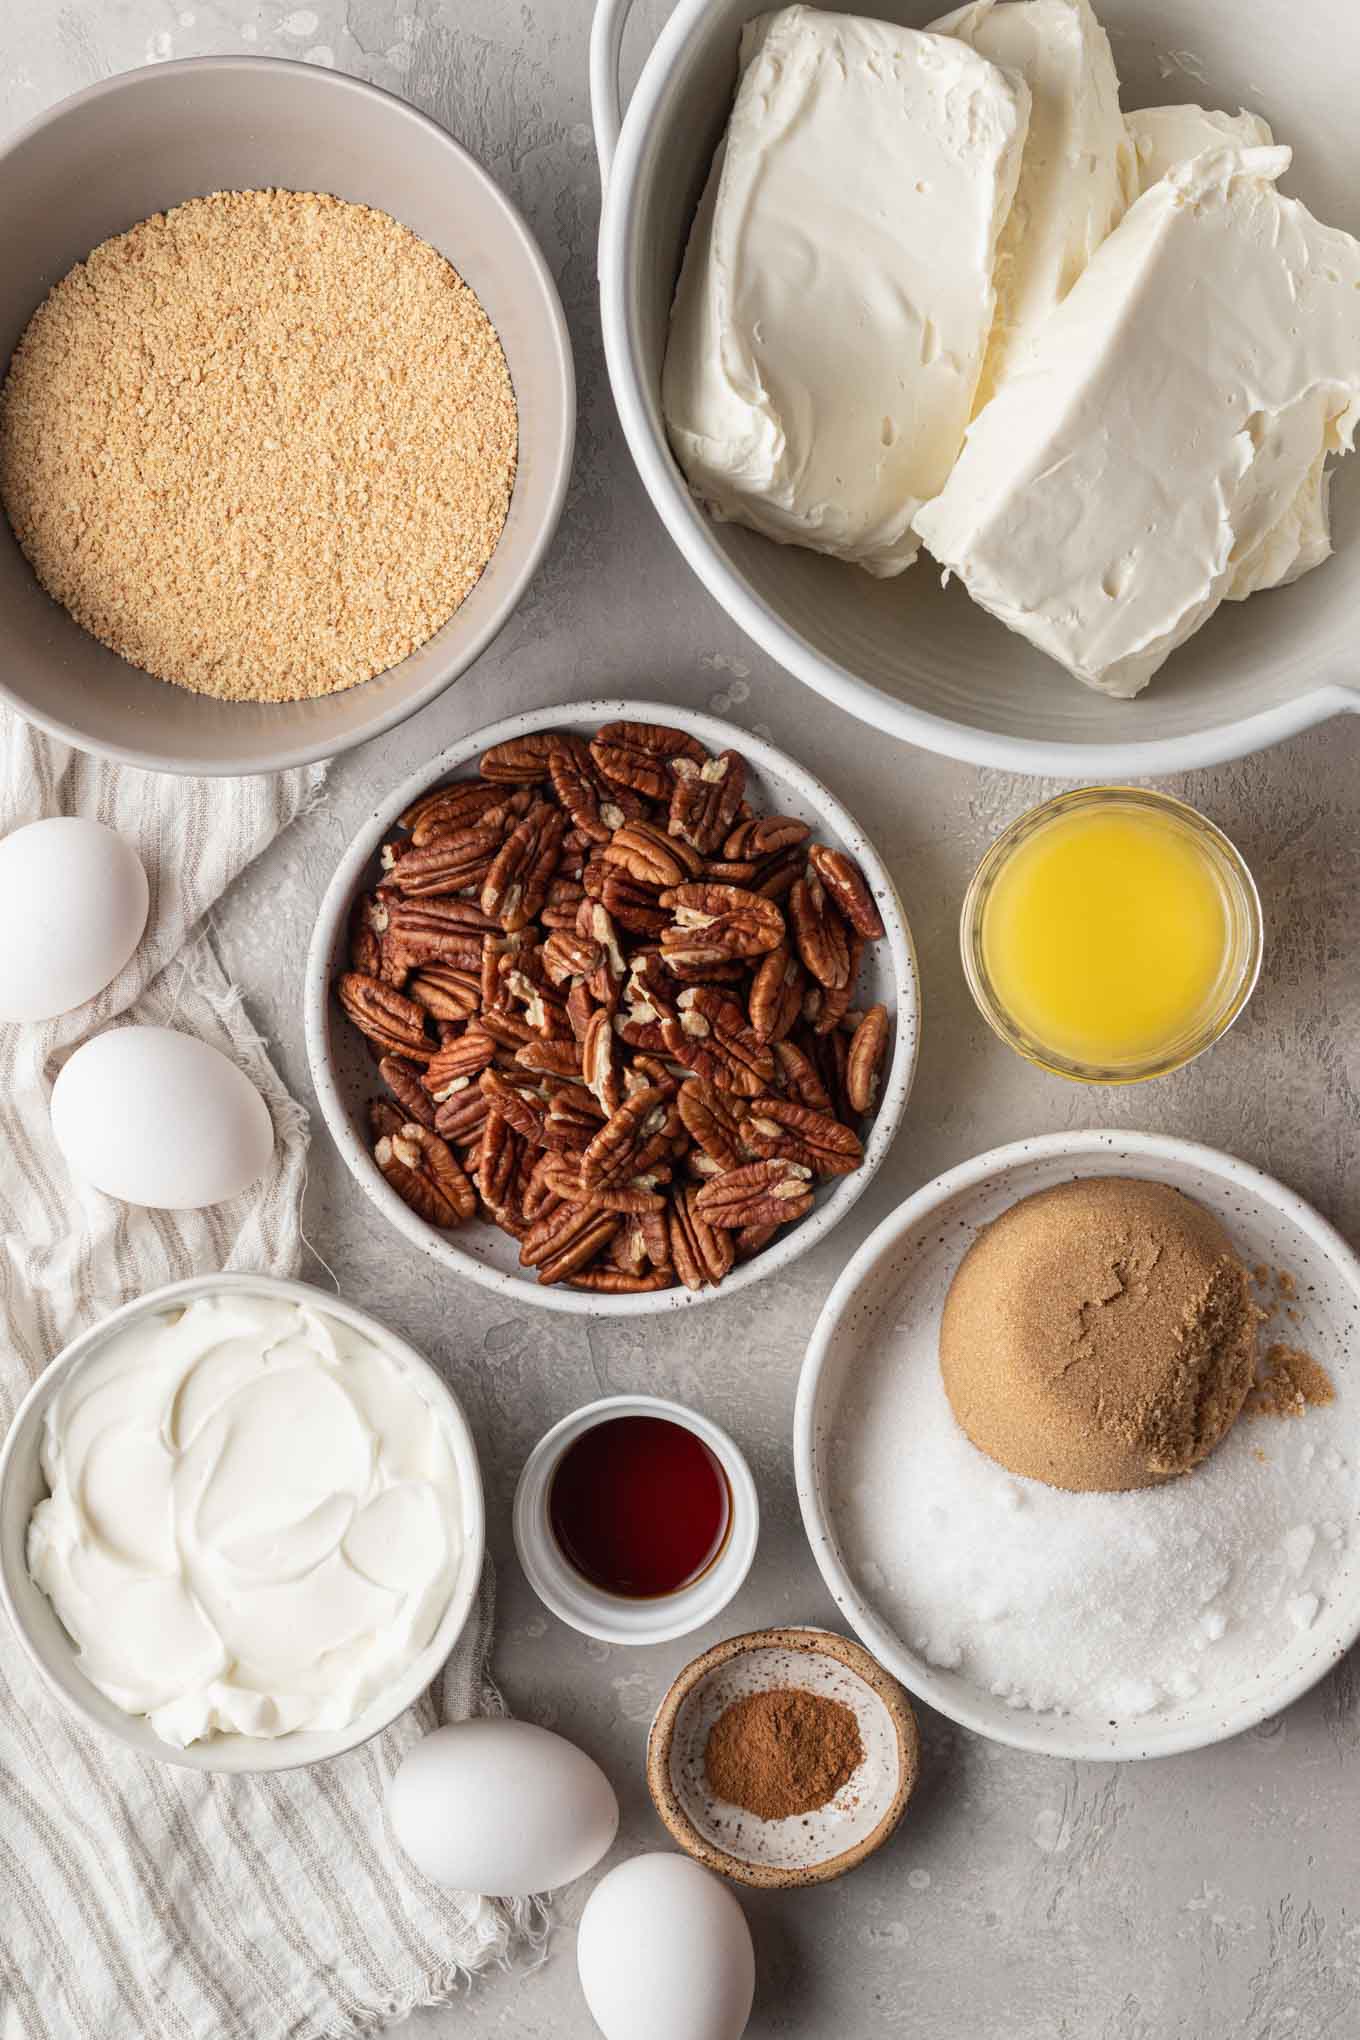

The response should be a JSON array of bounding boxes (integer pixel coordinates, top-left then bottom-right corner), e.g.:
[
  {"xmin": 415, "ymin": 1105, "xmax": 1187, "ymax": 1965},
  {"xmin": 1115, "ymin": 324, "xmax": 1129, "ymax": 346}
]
[{"xmin": 28, "ymin": 1292, "xmax": 463, "ymax": 1746}]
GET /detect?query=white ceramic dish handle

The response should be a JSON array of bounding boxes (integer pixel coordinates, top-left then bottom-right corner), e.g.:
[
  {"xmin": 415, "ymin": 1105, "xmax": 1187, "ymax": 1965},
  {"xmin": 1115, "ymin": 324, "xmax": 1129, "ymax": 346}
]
[{"xmin": 590, "ymin": 0, "xmax": 648, "ymax": 187}]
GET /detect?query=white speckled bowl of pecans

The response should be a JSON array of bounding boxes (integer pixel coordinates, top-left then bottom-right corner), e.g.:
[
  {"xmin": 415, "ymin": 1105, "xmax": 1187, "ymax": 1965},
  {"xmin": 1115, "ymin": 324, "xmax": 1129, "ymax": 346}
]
[{"xmin": 305, "ymin": 698, "xmax": 920, "ymax": 1316}]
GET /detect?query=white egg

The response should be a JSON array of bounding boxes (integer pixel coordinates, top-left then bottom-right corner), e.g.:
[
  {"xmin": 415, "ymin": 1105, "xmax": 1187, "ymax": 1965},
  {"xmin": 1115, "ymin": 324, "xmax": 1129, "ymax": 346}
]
[
  {"xmin": 577, "ymin": 1854, "xmax": 755, "ymax": 2040},
  {"xmin": 0, "ymin": 817, "xmax": 149, "ymax": 1023},
  {"xmin": 51, "ymin": 1027, "xmax": 274, "ymax": 1208},
  {"xmin": 388, "ymin": 1720, "xmax": 618, "ymax": 1896}
]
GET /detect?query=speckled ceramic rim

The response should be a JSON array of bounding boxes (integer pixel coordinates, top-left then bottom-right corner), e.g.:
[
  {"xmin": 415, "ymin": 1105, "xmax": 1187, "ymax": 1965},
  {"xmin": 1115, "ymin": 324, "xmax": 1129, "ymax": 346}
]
[
  {"xmin": 646, "ymin": 1626, "xmax": 920, "ymax": 1888},
  {"xmin": 512, "ymin": 1394, "xmax": 759, "ymax": 1644},
  {"xmin": 0, "ymin": 1273, "xmax": 485, "ymax": 1774},
  {"xmin": 795, "ymin": 1129, "xmax": 1360, "ymax": 1762},
  {"xmin": 304, "ymin": 696, "xmax": 921, "ymax": 1316},
  {"xmin": 959, "ymin": 787, "xmax": 1264, "ymax": 1084}
]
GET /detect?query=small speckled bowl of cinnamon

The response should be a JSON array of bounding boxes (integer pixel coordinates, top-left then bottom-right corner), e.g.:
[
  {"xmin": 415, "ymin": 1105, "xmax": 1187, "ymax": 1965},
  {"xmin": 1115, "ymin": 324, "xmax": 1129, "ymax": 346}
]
[{"xmin": 646, "ymin": 1626, "xmax": 919, "ymax": 1889}]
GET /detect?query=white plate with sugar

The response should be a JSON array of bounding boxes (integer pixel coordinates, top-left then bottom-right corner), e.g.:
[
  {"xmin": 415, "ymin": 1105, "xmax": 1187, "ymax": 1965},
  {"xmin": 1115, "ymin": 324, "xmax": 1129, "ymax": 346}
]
[{"xmin": 795, "ymin": 1131, "xmax": 1360, "ymax": 1760}]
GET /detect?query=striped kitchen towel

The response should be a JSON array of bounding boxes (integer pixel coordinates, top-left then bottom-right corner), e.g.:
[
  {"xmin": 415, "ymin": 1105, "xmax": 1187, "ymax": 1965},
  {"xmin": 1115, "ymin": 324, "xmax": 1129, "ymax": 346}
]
[{"xmin": 0, "ymin": 710, "xmax": 535, "ymax": 2040}]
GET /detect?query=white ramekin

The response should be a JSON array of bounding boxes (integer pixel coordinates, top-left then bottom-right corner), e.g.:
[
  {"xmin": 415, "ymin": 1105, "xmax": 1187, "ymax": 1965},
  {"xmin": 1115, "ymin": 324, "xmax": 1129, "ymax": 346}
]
[
  {"xmin": 513, "ymin": 1394, "xmax": 759, "ymax": 1645},
  {"xmin": 0, "ymin": 1273, "xmax": 485, "ymax": 1773},
  {"xmin": 795, "ymin": 1130, "xmax": 1360, "ymax": 1763},
  {"xmin": 591, "ymin": 0, "xmax": 1360, "ymax": 776},
  {"xmin": 304, "ymin": 696, "xmax": 920, "ymax": 1318}
]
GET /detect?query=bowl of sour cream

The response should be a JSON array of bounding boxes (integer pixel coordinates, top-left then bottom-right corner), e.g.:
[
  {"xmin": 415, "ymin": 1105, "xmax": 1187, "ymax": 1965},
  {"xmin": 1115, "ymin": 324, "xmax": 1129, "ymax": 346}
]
[{"xmin": 0, "ymin": 1274, "xmax": 484, "ymax": 1772}]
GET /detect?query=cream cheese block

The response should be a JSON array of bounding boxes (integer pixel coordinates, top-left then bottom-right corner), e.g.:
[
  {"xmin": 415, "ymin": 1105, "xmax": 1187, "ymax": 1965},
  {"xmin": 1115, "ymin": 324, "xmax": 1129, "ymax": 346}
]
[
  {"xmin": 661, "ymin": 4, "xmax": 1030, "ymax": 576},
  {"xmin": 931, "ymin": 0, "xmax": 1136, "ymax": 409},
  {"xmin": 913, "ymin": 147, "xmax": 1360, "ymax": 698},
  {"xmin": 1126, "ymin": 104, "xmax": 1331, "ymax": 600},
  {"xmin": 1126, "ymin": 103, "xmax": 1274, "ymax": 192}
]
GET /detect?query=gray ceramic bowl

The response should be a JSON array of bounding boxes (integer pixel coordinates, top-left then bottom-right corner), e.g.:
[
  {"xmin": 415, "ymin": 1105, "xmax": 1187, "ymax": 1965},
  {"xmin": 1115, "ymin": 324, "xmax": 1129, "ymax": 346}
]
[{"xmin": 0, "ymin": 58, "xmax": 574, "ymax": 774}]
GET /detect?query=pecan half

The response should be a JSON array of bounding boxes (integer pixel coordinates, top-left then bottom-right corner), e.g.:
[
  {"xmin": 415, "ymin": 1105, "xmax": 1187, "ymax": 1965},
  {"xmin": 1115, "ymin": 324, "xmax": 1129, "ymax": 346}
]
[
  {"xmin": 479, "ymin": 732, "xmax": 561, "ymax": 784},
  {"xmin": 369, "ymin": 1096, "xmax": 405, "ymax": 1143},
  {"xmin": 773, "ymin": 1036, "xmax": 835, "ymax": 1114},
  {"xmin": 539, "ymin": 1155, "xmax": 668, "ymax": 1214},
  {"xmin": 602, "ymin": 874, "xmax": 671, "ymax": 937},
  {"xmin": 434, "ymin": 1084, "xmax": 492, "ymax": 1147},
  {"xmin": 515, "ymin": 1038, "xmax": 583, "ymax": 1081},
  {"xmin": 548, "ymin": 735, "xmax": 645, "ymax": 843},
  {"xmin": 478, "ymin": 1067, "xmax": 552, "ymax": 1145},
  {"xmin": 349, "ymin": 892, "xmax": 389, "ymax": 978},
  {"xmin": 748, "ymin": 941, "xmax": 805, "ymax": 1044},
  {"xmin": 377, "ymin": 1055, "xmax": 437, "ymax": 1130},
  {"xmin": 668, "ymin": 1185, "xmax": 735, "ymax": 1291},
  {"xmin": 668, "ymin": 750, "xmax": 747, "ymax": 854},
  {"xmin": 401, "ymin": 779, "xmax": 512, "ymax": 843},
  {"xmin": 846, "ymin": 1003, "xmax": 889, "ymax": 1115},
  {"xmin": 481, "ymin": 800, "xmax": 566, "ymax": 932},
  {"xmin": 385, "ymin": 898, "xmax": 494, "ymax": 975},
  {"xmin": 807, "ymin": 843, "xmax": 886, "ymax": 940},
  {"xmin": 476, "ymin": 1110, "xmax": 521, "ymax": 1215},
  {"xmin": 807, "ymin": 1024, "xmax": 853, "ymax": 1123},
  {"xmin": 694, "ymin": 1158, "xmax": 815, "ymax": 1229},
  {"xmin": 565, "ymin": 979, "xmax": 596, "ymax": 1042},
  {"xmin": 740, "ymin": 1096, "xmax": 863, "ymax": 1177},
  {"xmin": 578, "ymin": 900, "xmax": 628, "ymax": 992},
  {"xmin": 662, "ymin": 986, "xmax": 774, "ymax": 1097},
  {"xmin": 520, "ymin": 1203, "xmax": 621, "ymax": 1285},
  {"xmin": 590, "ymin": 720, "xmax": 707, "ymax": 802},
  {"xmin": 406, "ymin": 962, "xmax": 481, "ymax": 1024},
  {"xmin": 543, "ymin": 1083, "xmax": 605, "ymax": 1152},
  {"xmin": 424, "ymin": 1029, "xmax": 498, "ymax": 1097},
  {"xmin": 723, "ymin": 814, "xmax": 812, "ymax": 861},
  {"xmin": 659, "ymin": 882, "xmax": 784, "ymax": 966},
  {"xmin": 580, "ymin": 1086, "xmax": 671, "ymax": 1191},
  {"xmin": 338, "ymin": 973, "xmax": 434, "ymax": 1061},
  {"xmin": 543, "ymin": 929, "xmax": 601, "ymax": 988},
  {"xmin": 568, "ymin": 1267, "xmax": 672, "ymax": 1294},
  {"xmin": 388, "ymin": 821, "xmax": 505, "ymax": 898},
  {"xmin": 754, "ymin": 845, "xmax": 806, "ymax": 903},
  {"xmin": 602, "ymin": 820, "xmax": 701, "ymax": 891},
  {"xmin": 581, "ymin": 1007, "xmax": 623, "ymax": 1116},
  {"xmin": 676, "ymin": 1079, "xmax": 746, "ymax": 1171},
  {"xmin": 788, "ymin": 874, "xmax": 852, "ymax": 989},
  {"xmin": 803, "ymin": 931, "xmax": 864, "ymax": 1036},
  {"xmin": 376, "ymin": 1122, "xmax": 476, "ymax": 1227}
]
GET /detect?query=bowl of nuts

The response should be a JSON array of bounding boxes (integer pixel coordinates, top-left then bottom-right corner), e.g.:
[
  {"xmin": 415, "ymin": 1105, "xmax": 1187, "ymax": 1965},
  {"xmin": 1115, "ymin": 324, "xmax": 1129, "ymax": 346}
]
[{"xmin": 304, "ymin": 699, "xmax": 919, "ymax": 1313}]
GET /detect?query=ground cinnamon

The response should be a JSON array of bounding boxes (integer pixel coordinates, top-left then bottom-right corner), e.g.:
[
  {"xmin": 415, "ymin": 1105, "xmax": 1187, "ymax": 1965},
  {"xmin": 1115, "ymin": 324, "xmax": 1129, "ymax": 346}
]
[{"xmin": 703, "ymin": 1688, "xmax": 864, "ymax": 1821}]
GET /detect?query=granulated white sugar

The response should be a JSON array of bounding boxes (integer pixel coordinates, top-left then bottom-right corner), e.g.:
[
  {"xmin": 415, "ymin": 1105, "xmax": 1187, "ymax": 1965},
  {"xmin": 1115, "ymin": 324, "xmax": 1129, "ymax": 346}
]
[{"xmin": 833, "ymin": 1334, "xmax": 1356, "ymax": 1720}]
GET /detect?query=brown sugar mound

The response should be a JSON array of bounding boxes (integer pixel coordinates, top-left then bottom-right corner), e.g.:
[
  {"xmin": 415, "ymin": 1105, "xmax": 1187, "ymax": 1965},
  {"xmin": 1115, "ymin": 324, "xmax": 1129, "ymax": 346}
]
[
  {"xmin": 0, "ymin": 188, "xmax": 517, "ymax": 704},
  {"xmin": 940, "ymin": 1177, "xmax": 1258, "ymax": 1493}
]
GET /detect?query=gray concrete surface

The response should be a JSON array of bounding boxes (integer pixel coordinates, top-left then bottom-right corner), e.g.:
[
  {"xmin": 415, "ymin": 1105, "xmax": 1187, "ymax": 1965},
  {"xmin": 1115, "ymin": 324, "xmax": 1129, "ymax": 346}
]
[{"xmin": 7, "ymin": 4, "xmax": 1360, "ymax": 2034}]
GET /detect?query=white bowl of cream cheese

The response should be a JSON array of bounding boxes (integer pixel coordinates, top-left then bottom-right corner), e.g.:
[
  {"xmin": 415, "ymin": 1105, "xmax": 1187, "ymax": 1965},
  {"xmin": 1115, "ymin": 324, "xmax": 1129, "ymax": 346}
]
[
  {"xmin": 592, "ymin": 0, "xmax": 1360, "ymax": 774},
  {"xmin": 0, "ymin": 1274, "xmax": 484, "ymax": 1771}
]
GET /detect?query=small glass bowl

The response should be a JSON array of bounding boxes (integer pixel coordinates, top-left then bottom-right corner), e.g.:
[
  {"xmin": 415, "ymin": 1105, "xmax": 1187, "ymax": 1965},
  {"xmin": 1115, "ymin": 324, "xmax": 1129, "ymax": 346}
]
[{"xmin": 960, "ymin": 786, "xmax": 1263, "ymax": 1085}]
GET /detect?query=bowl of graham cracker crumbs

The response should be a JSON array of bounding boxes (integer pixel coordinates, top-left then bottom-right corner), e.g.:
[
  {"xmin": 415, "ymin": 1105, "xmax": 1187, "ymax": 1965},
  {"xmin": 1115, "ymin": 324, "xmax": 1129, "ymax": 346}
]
[{"xmin": 0, "ymin": 58, "xmax": 573, "ymax": 774}]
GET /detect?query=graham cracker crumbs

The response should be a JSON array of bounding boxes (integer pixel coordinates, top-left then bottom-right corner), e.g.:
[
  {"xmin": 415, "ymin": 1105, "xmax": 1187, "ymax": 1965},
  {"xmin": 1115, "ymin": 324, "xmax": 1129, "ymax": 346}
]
[
  {"xmin": 1246, "ymin": 1343, "xmax": 1335, "ymax": 1421},
  {"xmin": 0, "ymin": 188, "xmax": 517, "ymax": 703}
]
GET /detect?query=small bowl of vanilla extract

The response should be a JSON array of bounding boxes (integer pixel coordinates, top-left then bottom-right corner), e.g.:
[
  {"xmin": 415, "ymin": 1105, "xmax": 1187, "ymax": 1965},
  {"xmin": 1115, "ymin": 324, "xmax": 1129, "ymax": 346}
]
[{"xmin": 512, "ymin": 1395, "xmax": 760, "ymax": 1645}]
